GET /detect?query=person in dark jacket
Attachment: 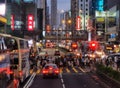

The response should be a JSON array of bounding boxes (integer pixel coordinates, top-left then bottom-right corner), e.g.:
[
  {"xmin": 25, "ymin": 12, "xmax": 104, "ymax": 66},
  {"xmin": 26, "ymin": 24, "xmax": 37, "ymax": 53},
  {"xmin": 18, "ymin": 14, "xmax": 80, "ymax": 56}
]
[{"xmin": 116, "ymin": 59, "xmax": 120, "ymax": 71}]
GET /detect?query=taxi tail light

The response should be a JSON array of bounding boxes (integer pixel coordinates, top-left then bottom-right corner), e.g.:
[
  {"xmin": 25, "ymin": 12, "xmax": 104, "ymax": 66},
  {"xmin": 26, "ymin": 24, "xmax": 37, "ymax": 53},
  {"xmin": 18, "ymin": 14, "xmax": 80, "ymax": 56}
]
[
  {"xmin": 54, "ymin": 69, "xmax": 59, "ymax": 74},
  {"xmin": 42, "ymin": 69, "xmax": 48, "ymax": 74}
]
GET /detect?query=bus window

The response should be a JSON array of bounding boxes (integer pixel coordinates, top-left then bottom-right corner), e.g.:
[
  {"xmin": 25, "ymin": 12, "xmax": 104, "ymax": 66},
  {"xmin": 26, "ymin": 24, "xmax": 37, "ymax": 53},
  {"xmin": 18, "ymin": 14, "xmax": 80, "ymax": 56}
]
[
  {"xmin": 13, "ymin": 58, "xmax": 19, "ymax": 65},
  {"xmin": 20, "ymin": 40, "xmax": 29, "ymax": 49},
  {"xmin": 4, "ymin": 38, "xmax": 18, "ymax": 50}
]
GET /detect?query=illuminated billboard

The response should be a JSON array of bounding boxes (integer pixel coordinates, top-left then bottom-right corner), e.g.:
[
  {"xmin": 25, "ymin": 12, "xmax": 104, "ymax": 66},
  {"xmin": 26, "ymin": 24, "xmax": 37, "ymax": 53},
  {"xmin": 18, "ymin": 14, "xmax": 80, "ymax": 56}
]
[
  {"xmin": 96, "ymin": 0, "xmax": 104, "ymax": 11},
  {"xmin": 24, "ymin": 0, "xmax": 34, "ymax": 3},
  {"xmin": 76, "ymin": 16, "xmax": 81, "ymax": 30},
  {"xmin": 27, "ymin": 14, "xmax": 34, "ymax": 31},
  {"xmin": 0, "ymin": 3, "xmax": 6, "ymax": 16}
]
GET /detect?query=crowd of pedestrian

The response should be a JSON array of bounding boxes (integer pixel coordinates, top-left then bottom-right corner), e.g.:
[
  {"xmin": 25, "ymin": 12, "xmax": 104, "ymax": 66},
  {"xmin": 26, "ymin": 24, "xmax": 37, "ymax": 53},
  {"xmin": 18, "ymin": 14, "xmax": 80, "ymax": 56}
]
[{"xmin": 29, "ymin": 46, "xmax": 120, "ymax": 72}]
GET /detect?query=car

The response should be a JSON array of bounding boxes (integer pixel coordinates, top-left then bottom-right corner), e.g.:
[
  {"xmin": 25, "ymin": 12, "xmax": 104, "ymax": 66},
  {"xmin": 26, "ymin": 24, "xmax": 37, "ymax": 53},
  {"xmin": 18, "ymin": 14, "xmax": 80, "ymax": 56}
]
[
  {"xmin": 107, "ymin": 53, "xmax": 120, "ymax": 61},
  {"xmin": 42, "ymin": 63, "xmax": 60, "ymax": 78},
  {"xmin": 39, "ymin": 51, "xmax": 47, "ymax": 56},
  {"xmin": 54, "ymin": 50, "xmax": 60, "ymax": 56}
]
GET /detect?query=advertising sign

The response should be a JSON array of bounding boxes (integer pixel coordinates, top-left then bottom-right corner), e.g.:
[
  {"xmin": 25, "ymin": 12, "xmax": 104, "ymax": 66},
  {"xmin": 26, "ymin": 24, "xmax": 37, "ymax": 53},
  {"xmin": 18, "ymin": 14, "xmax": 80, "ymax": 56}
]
[
  {"xmin": 0, "ymin": 3, "xmax": 6, "ymax": 16},
  {"xmin": 27, "ymin": 14, "xmax": 34, "ymax": 31},
  {"xmin": 76, "ymin": 16, "xmax": 81, "ymax": 31}
]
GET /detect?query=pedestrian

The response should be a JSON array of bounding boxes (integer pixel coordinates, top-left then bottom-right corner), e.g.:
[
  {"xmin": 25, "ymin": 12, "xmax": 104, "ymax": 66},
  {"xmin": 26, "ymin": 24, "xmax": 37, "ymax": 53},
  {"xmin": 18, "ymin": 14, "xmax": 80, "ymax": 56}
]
[
  {"xmin": 37, "ymin": 59, "xmax": 41, "ymax": 69},
  {"xmin": 116, "ymin": 59, "xmax": 120, "ymax": 71},
  {"xmin": 105, "ymin": 58, "xmax": 109, "ymax": 67}
]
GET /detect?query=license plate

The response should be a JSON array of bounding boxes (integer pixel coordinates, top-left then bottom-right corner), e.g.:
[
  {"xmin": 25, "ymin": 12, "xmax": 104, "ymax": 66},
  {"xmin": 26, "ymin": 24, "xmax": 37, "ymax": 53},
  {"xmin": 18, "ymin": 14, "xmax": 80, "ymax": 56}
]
[{"xmin": 49, "ymin": 70, "xmax": 52, "ymax": 73}]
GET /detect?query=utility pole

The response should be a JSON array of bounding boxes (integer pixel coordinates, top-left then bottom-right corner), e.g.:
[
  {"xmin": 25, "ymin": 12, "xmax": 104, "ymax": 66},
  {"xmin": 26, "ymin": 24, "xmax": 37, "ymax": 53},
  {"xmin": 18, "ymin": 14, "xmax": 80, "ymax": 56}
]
[
  {"xmin": 21, "ymin": 0, "xmax": 26, "ymax": 38},
  {"xmin": 4, "ymin": 0, "xmax": 7, "ymax": 33}
]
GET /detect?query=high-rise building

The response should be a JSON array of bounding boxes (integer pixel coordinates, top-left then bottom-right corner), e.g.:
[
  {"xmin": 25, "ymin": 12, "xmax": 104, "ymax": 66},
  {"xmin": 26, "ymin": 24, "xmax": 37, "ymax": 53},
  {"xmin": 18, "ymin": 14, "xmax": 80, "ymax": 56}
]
[
  {"xmin": 37, "ymin": 0, "xmax": 47, "ymax": 39},
  {"xmin": 71, "ymin": 0, "xmax": 79, "ymax": 38},
  {"xmin": 51, "ymin": 0, "xmax": 57, "ymax": 28},
  {"xmin": 79, "ymin": 0, "xmax": 90, "ymax": 30},
  {"xmin": 104, "ymin": 0, "xmax": 120, "ymax": 43}
]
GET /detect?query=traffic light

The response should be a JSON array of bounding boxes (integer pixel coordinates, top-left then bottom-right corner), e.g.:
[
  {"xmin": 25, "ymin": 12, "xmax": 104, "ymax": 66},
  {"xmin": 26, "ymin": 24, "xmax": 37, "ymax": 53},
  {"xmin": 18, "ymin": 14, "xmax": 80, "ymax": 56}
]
[
  {"xmin": 71, "ymin": 42, "xmax": 78, "ymax": 49},
  {"xmin": 89, "ymin": 41, "xmax": 98, "ymax": 51}
]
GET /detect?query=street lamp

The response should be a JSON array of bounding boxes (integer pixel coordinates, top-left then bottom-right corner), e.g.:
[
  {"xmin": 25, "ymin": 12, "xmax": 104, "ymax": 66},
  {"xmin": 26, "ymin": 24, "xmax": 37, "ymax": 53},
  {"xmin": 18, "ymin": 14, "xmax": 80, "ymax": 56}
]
[{"xmin": 104, "ymin": 11, "xmax": 108, "ymax": 42}]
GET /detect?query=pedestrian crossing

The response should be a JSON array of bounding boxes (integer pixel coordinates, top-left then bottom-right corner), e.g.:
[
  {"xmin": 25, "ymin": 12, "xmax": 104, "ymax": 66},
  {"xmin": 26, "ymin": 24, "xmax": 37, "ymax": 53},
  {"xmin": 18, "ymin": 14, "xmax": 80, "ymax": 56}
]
[{"xmin": 30, "ymin": 66, "xmax": 89, "ymax": 75}]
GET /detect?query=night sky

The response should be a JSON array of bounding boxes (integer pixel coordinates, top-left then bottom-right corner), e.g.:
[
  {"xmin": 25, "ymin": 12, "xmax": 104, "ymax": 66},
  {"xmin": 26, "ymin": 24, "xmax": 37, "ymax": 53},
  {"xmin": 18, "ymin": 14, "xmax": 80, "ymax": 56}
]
[{"xmin": 47, "ymin": 0, "xmax": 70, "ymax": 11}]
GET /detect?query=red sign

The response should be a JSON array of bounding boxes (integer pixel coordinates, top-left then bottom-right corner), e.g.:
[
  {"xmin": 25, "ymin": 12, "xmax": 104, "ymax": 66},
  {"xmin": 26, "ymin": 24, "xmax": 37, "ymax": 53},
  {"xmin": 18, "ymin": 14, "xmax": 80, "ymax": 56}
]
[
  {"xmin": 46, "ymin": 25, "xmax": 50, "ymax": 33},
  {"xmin": 27, "ymin": 14, "xmax": 34, "ymax": 31},
  {"xmin": 11, "ymin": 15, "xmax": 14, "ymax": 31},
  {"xmin": 76, "ymin": 16, "xmax": 81, "ymax": 30}
]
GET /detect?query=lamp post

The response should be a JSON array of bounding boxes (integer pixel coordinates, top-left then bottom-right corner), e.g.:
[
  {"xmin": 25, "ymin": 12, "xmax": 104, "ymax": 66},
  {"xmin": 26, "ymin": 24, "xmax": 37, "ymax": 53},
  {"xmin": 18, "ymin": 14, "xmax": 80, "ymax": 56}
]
[
  {"xmin": 104, "ymin": 11, "xmax": 108, "ymax": 42},
  {"xmin": 4, "ymin": 0, "xmax": 7, "ymax": 33}
]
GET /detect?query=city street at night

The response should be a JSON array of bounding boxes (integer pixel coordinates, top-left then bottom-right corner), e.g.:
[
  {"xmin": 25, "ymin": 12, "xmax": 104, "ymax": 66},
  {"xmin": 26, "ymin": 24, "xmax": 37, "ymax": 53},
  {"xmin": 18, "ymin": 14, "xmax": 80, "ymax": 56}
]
[
  {"xmin": 0, "ymin": 0, "xmax": 120, "ymax": 88},
  {"xmin": 29, "ymin": 67, "xmax": 109, "ymax": 88}
]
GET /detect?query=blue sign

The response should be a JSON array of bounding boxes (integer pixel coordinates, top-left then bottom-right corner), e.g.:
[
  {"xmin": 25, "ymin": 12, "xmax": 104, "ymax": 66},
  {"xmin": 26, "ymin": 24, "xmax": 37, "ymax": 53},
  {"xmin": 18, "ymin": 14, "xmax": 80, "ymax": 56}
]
[
  {"xmin": 96, "ymin": 0, "xmax": 104, "ymax": 11},
  {"xmin": 110, "ymin": 34, "xmax": 116, "ymax": 38}
]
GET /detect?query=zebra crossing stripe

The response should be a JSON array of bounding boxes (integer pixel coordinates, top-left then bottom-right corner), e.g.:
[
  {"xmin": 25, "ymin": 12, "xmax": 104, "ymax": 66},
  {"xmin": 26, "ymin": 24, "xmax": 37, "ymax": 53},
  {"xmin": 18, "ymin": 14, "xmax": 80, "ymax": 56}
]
[
  {"xmin": 72, "ymin": 67, "xmax": 78, "ymax": 73},
  {"xmin": 37, "ymin": 69, "xmax": 41, "ymax": 74},
  {"xmin": 66, "ymin": 68, "xmax": 70, "ymax": 73},
  {"xmin": 30, "ymin": 69, "xmax": 33, "ymax": 74},
  {"xmin": 78, "ymin": 67, "xmax": 86, "ymax": 73},
  {"xmin": 60, "ymin": 67, "xmax": 63, "ymax": 73}
]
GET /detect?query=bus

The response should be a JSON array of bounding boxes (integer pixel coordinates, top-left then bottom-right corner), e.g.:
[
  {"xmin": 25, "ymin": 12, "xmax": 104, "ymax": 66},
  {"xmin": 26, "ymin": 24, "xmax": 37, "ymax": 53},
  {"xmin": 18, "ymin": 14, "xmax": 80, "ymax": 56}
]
[{"xmin": 0, "ymin": 33, "xmax": 30, "ymax": 88}]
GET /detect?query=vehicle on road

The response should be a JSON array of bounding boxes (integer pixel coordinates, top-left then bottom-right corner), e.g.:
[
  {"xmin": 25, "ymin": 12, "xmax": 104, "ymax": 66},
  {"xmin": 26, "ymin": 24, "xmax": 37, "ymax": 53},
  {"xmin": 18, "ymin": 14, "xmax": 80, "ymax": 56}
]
[
  {"xmin": 42, "ymin": 63, "xmax": 60, "ymax": 78},
  {"xmin": 0, "ymin": 33, "xmax": 30, "ymax": 88},
  {"xmin": 54, "ymin": 50, "xmax": 60, "ymax": 56}
]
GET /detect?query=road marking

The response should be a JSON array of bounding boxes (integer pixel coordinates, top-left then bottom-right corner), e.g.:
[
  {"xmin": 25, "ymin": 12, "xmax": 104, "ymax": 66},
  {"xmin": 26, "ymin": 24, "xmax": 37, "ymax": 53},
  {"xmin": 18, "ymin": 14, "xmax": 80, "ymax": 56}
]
[
  {"xmin": 62, "ymin": 84, "xmax": 65, "ymax": 88},
  {"xmin": 30, "ymin": 69, "xmax": 33, "ymax": 74},
  {"xmin": 66, "ymin": 68, "xmax": 70, "ymax": 73},
  {"xmin": 72, "ymin": 67, "xmax": 78, "ymax": 73},
  {"xmin": 78, "ymin": 67, "xmax": 86, "ymax": 73},
  {"xmin": 60, "ymin": 67, "xmax": 63, "ymax": 73},
  {"xmin": 60, "ymin": 73, "xmax": 62, "ymax": 78},
  {"xmin": 23, "ymin": 72, "xmax": 36, "ymax": 88},
  {"xmin": 61, "ymin": 79, "xmax": 64, "ymax": 83},
  {"xmin": 37, "ymin": 69, "xmax": 41, "ymax": 74},
  {"xmin": 60, "ymin": 74, "xmax": 66, "ymax": 88}
]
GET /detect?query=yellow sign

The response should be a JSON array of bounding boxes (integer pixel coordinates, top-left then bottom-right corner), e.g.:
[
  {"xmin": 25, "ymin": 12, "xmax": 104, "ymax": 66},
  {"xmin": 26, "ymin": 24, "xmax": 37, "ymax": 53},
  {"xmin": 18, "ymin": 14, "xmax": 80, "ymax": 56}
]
[
  {"xmin": 0, "ymin": 16, "xmax": 7, "ymax": 23},
  {"xmin": 96, "ymin": 17, "xmax": 105, "ymax": 22},
  {"xmin": 106, "ymin": 47, "xmax": 112, "ymax": 50}
]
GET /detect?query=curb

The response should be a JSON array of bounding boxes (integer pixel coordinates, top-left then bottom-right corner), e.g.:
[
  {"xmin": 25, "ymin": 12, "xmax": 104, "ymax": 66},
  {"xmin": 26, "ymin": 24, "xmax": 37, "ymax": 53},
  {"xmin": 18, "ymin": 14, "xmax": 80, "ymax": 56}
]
[
  {"xmin": 88, "ymin": 71, "xmax": 111, "ymax": 88},
  {"xmin": 96, "ymin": 71, "xmax": 120, "ymax": 88}
]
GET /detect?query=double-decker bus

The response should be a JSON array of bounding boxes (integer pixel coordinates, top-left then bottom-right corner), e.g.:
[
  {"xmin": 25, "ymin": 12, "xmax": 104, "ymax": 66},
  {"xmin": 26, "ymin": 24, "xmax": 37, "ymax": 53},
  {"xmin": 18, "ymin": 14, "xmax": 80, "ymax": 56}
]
[{"xmin": 0, "ymin": 33, "xmax": 30, "ymax": 88}]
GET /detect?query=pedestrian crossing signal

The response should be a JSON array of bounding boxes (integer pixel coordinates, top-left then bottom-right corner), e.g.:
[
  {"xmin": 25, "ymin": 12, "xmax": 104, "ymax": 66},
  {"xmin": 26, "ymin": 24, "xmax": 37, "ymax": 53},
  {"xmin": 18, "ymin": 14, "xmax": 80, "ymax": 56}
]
[
  {"xmin": 89, "ymin": 41, "xmax": 98, "ymax": 51},
  {"xmin": 71, "ymin": 42, "xmax": 78, "ymax": 49}
]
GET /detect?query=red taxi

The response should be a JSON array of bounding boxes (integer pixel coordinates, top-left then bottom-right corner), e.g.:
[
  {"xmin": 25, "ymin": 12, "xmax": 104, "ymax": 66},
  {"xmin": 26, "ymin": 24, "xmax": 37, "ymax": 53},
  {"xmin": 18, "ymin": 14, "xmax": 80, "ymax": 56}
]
[{"xmin": 42, "ymin": 63, "xmax": 60, "ymax": 78}]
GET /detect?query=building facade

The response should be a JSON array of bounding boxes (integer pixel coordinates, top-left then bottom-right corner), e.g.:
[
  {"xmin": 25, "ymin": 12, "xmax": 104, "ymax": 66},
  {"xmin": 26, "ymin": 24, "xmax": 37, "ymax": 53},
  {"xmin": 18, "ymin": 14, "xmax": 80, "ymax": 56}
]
[
  {"xmin": 105, "ymin": 0, "xmax": 120, "ymax": 43},
  {"xmin": 51, "ymin": 0, "xmax": 57, "ymax": 28},
  {"xmin": 79, "ymin": 0, "xmax": 90, "ymax": 30}
]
